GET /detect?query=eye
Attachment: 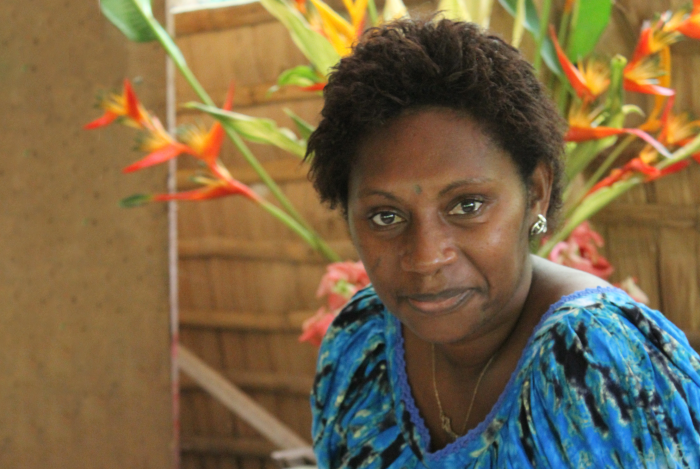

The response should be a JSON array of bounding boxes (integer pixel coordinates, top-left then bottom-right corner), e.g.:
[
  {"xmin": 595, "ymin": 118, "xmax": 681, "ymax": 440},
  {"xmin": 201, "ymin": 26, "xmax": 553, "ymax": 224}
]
[
  {"xmin": 448, "ymin": 199, "xmax": 483, "ymax": 216},
  {"xmin": 369, "ymin": 211, "xmax": 406, "ymax": 227}
]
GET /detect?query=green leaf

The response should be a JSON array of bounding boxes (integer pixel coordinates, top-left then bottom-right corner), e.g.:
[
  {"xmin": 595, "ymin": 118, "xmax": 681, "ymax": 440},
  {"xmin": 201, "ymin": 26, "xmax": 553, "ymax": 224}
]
[
  {"xmin": 284, "ymin": 108, "xmax": 316, "ymax": 141},
  {"xmin": 497, "ymin": 0, "xmax": 562, "ymax": 75},
  {"xmin": 189, "ymin": 103, "xmax": 307, "ymax": 158},
  {"xmin": 100, "ymin": 0, "xmax": 157, "ymax": 42},
  {"xmin": 120, "ymin": 193, "xmax": 152, "ymax": 207},
  {"xmin": 277, "ymin": 65, "xmax": 323, "ymax": 88},
  {"xmin": 258, "ymin": 0, "xmax": 341, "ymax": 76},
  {"xmin": 567, "ymin": 0, "xmax": 612, "ymax": 61}
]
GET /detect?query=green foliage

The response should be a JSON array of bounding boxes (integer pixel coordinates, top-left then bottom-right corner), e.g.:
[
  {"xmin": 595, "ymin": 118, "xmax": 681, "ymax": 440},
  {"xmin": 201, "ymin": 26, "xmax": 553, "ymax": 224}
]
[
  {"xmin": 258, "ymin": 0, "xmax": 341, "ymax": 76},
  {"xmin": 284, "ymin": 109, "xmax": 316, "ymax": 142},
  {"xmin": 120, "ymin": 194, "xmax": 152, "ymax": 207},
  {"xmin": 100, "ymin": 0, "xmax": 157, "ymax": 42},
  {"xmin": 189, "ymin": 103, "xmax": 308, "ymax": 158},
  {"xmin": 567, "ymin": 0, "xmax": 612, "ymax": 60},
  {"xmin": 497, "ymin": 0, "xmax": 561, "ymax": 74},
  {"xmin": 275, "ymin": 65, "xmax": 324, "ymax": 89}
]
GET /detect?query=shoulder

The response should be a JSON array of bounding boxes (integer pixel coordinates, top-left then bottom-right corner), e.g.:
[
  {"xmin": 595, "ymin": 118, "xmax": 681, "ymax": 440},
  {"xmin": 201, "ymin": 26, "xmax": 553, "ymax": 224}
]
[
  {"xmin": 522, "ymin": 287, "xmax": 700, "ymax": 466},
  {"xmin": 314, "ymin": 285, "xmax": 388, "ymax": 391},
  {"xmin": 312, "ymin": 286, "xmax": 401, "ymax": 466}
]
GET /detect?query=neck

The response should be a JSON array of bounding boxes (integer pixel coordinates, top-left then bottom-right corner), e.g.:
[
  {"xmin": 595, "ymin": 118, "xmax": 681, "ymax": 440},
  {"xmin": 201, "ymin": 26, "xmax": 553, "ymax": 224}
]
[{"xmin": 431, "ymin": 254, "xmax": 535, "ymax": 374}]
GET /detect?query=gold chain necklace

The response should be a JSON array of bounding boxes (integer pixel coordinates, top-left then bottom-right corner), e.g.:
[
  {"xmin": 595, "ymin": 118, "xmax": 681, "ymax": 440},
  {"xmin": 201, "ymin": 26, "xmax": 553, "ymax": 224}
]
[{"xmin": 431, "ymin": 343, "xmax": 497, "ymax": 440}]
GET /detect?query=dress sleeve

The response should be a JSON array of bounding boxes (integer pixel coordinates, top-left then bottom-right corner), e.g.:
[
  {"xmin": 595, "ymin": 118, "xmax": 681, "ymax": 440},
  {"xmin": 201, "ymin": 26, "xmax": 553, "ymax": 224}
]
[
  {"xmin": 311, "ymin": 293, "xmax": 410, "ymax": 469},
  {"xmin": 522, "ymin": 299, "xmax": 700, "ymax": 468}
]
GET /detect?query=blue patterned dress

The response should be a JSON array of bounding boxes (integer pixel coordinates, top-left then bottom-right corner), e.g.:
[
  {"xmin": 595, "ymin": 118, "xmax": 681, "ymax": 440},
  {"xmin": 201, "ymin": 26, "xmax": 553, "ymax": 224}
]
[{"xmin": 311, "ymin": 286, "xmax": 700, "ymax": 468}]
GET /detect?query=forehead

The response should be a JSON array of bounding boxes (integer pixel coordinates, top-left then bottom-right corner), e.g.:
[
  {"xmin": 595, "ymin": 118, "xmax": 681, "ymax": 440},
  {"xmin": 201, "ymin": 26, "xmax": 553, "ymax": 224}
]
[{"xmin": 349, "ymin": 109, "xmax": 522, "ymax": 197}]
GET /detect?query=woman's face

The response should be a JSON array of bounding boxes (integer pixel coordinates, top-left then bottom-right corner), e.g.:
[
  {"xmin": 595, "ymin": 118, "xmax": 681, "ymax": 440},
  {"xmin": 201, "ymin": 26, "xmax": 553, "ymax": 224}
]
[{"xmin": 347, "ymin": 109, "xmax": 547, "ymax": 345}]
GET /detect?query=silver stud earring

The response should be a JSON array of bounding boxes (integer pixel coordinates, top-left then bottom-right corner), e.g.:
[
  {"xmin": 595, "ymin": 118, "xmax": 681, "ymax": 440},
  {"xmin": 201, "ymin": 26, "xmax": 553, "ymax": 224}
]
[{"xmin": 530, "ymin": 214, "xmax": 547, "ymax": 237}]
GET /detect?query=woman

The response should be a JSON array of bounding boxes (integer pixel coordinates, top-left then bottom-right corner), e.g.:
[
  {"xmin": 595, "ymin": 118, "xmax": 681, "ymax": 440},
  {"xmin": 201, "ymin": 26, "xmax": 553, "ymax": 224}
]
[{"xmin": 306, "ymin": 19, "xmax": 700, "ymax": 468}]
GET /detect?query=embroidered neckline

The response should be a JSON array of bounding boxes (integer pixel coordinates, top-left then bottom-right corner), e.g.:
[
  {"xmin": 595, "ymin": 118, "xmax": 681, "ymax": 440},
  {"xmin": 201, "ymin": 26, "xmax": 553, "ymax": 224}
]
[{"xmin": 388, "ymin": 286, "xmax": 625, "ymax": 461}]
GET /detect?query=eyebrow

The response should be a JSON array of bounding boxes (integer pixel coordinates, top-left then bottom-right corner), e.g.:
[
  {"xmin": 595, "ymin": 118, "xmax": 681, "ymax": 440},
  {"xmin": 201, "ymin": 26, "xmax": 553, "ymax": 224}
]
[
  {"xmin": 438, "ymin": 178, "xmax": 493, "ymax": 197},
  {"xmin": 357, "ymin": 178, "xmax": 494, "ymax": 201},
  {"xmin": 356, "ymin": 189, "xmax": 404, "ymax": 202}
]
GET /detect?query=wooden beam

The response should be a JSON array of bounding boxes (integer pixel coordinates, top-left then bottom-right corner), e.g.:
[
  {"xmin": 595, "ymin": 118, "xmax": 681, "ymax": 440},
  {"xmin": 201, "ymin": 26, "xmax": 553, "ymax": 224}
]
[
  {"xmin": 175, "ymin": 3, "xmax": 275, "ymax": 36},
  {"xmin": 181, "ymin": 369, "xmax": 314, "ymax": 395},
  {"xmin": 180, "ymin": 309, "xmax": 310, "ymax": 331},
  {"xmin": 178, "ymin": 346, "xmax": 309, "ymax": 450},
  {"xmin": 181, "ymin": 436, "xmax": 274, "ymax": 456},
  {"xmin": 594, "ymin": 203, "xmax": 700, "ymax": 230},
  {"xmin": 178, "ymin": 237, "xmax": 357, "ymax": 263},
  {"xmin": 176, "ymin": 81, "xmax": 321, "ymax": 112},
  {"xmin": 177, "ymin": 158, "xmax": 309, "ymax": 189}
]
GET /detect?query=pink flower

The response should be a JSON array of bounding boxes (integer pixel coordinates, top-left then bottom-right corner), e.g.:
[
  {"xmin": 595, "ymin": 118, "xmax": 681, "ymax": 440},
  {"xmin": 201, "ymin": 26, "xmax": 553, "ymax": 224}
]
[
  {"xmin": 315, "ymin": 261, "xmax": 370, "ymax": 310},
  {"xmin": 300, "ymin": 261, "xmax": 370, "ymax": 347},
  {"xmin": 614, "ymin": 277, "xmax": 650, "ymax": 304},
  {"xmin": 298, "ymin": 308, "xmax": 336, "ymax": 347},
  {"xmin": 548, "ymin": 222, "xmax": 614, "ymax": 280}
]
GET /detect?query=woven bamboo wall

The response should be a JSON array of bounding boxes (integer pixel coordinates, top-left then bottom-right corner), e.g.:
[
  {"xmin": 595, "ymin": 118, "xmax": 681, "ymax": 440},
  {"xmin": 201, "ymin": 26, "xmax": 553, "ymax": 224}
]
[
  {"xmin": 175, "ymin": 5, "xmax": 347, "ymax": 467},
  {"xmin": 591, "ymin": 0, "xmax": 700, "ymax": 334},
  {"xmin": 173, "ymin": 1, "xmax": 700, "ymax": 467}
]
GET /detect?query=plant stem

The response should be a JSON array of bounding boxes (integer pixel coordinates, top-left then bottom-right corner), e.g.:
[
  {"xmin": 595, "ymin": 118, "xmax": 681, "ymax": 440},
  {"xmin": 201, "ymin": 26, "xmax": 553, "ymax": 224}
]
[
  {"xmin": 367, "ymin": 0, "xmax": 378, "ymax": 26},
  {"xmin": 533, "ymin": 0, "xmax": 553, "ymax": 73},
  {"xmin": 656, "ymin": 132, "xmax": 700, "ymax": 170},
  {"xmin": 564, "ymin": 134, "xmax": 635, "ymax": 219},
  {"xmin": 146, "ymin": 13, "xmax": 339, "ymax": 261},
  {"xmin": 540, "ymin": 133, "xmax": 700, "ymax": 258},
  {"xmin": 257, "ymin": 198, "xmax": 341, "ymax": 262}
]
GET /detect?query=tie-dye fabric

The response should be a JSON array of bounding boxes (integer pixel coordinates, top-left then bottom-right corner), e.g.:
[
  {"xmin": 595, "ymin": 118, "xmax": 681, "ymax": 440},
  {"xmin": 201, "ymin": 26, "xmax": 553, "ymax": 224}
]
[{"xmin": 311, "ymin": 286, "xmax": 700, "ymax": 468}]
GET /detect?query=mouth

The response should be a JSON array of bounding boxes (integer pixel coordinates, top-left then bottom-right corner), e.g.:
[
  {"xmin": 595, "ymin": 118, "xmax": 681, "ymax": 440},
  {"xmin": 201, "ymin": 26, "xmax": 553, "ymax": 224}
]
[{"xmin": 403, "ymin": 288, "xmax": 474, "ymax": 316}]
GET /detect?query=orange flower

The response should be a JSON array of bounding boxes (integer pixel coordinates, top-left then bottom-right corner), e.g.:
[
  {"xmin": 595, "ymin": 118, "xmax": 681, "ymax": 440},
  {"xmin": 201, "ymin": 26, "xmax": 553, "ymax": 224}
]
[
  {"xmin": 122, "ymin": 118, "xmax": 195, "ymax": 173},
  {"xmin": 122, "ymin": 178, "xmax": 260, "ymax": 207},
  {"xmin": 154, "ymin": 179, "xmax": 259, "ymax": 202},
  {"xmin": 309, "ymin": 0, "xmax": 356, "ymax": 55},
  {"xmin": 586, "ymin": 156, "xmax": 689, "ymax": 195},
  {"xmin": 675, "ymin": 0, "xmax": 700, "ymax": 40},
  {"xmin": 179, "ymin": 84, "xmax": 235, "ymax": 166},
  {"xmin": 550, "ymin": 26, "xmax": 608, "ymax": 101},
  {"xmin": 566, "ymin": 125, "xmax": 671, "ymax": 158},
  {"xmin": 84, "ymin": 79, "xmax": 149, "ymax": 130},
  {"xmin": 663, "ymin": 111, "xmax": 700, "ymax": 147},
  {"xmin": 623, "ymin": 55, "xmax": 675, "ymax": 96},
  {"xmin": 630, "ymin": 14, "xmax": 684, "ymax": 64},
  {"xmin": 122, "ymin": 85, "xmax": 236, "ymax": 173}
]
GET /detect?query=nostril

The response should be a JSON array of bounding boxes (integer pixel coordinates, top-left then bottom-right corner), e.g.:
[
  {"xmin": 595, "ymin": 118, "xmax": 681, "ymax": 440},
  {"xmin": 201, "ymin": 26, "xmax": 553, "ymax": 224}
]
[{"xmin": 401, "ymin": 246, "xmax": 457, "ymax": 274}]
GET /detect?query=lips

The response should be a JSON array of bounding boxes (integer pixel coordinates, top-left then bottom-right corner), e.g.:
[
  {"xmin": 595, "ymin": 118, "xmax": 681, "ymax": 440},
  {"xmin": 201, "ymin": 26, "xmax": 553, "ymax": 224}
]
[{"xmin": 403, "ymin": 288, "xmax": 474, "ymax": 315}]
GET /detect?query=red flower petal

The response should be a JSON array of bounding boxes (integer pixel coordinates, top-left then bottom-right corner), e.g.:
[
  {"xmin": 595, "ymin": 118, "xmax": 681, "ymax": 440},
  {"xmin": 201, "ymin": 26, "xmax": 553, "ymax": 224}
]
[
  {"xmin": 123, "ymin": 79, "xmax": 145, "ymax": 124},
  {"xmin": 122, "ymin": 144, "xmax": 191, "ymax": 173},
  {"xmin": 623, "ymin": 78, "xmax": 675, "ymax": 97},
  {"xmin": 83, "ymin": 111, "xmax": 119, "ymax": 130},
  {"xmin": 300, "ymin": 82, "xmax": 326, "ymax": 92},
  {"xmin": 549, "ymin": 25, "xmax": 593, "ymax": 100},
  {"xmin": 566, "ymin": 126, "xmax": 671, "ymax": 157}
]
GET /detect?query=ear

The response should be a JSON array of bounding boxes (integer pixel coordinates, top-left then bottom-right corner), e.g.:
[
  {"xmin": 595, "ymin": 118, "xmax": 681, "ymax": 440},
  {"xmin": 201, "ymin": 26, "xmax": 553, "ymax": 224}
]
[{"xmin": 528, "ymin": 161, "xmax": 553, "ymax": 220}]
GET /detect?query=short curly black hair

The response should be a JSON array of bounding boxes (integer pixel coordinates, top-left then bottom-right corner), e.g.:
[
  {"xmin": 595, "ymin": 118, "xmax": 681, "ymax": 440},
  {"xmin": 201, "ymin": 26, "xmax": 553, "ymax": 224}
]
[{"xmin": 306, "ymin": 18, "xmax": 565, "ymax": 222}]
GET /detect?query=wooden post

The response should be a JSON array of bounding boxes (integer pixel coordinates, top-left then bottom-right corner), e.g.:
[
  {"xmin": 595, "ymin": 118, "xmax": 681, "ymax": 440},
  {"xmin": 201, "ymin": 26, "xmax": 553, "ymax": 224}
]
[{"xmin": 177, "ymin": 345, "xmax": 310, "ymax": 450}]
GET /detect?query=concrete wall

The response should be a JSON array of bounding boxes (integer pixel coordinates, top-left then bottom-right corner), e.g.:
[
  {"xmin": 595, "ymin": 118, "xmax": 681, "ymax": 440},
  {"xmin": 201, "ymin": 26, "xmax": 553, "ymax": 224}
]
[{"xmin": 0, "ymin": 1, "xmax": 173, "ymax": 467}]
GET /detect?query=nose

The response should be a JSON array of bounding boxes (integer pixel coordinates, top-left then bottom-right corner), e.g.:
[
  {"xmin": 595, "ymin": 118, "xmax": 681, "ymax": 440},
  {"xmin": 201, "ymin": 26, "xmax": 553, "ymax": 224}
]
[{"xmin": 400, "ymin": 217, "xmax": 457, "ymax": 275}]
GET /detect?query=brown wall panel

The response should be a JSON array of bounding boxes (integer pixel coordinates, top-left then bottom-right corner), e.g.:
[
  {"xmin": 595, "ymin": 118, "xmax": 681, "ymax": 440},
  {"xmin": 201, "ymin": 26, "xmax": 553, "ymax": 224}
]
[{"xmin": 0, "ymin": 0, "xmax": 172, "ymax": 467}]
